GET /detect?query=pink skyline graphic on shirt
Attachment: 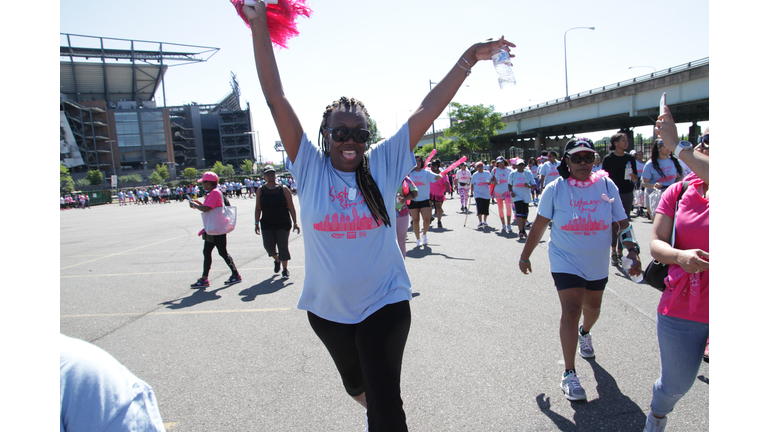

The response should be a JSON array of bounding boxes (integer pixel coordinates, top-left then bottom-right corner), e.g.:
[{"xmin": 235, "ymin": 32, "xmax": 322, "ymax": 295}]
[
  {"xmin": 313, "ymin": 207, "xmax": 383, "ymax": 232},
  {"xmin": 560, "ymin": 214, "xmax": 609, "ymax": 235}
]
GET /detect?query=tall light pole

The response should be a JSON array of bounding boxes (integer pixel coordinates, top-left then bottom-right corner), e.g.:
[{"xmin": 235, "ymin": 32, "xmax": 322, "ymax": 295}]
[{"xmin": 564, "ymin": 27, "xmax": 595, "ymax": 99}]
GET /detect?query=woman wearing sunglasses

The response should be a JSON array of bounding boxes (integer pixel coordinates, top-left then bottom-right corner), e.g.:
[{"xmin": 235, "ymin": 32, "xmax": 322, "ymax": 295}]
[
  {"xmin": 642, "ymin": 113, "xmax": 709, "ymax": 432},
  {"xmin": 518, "ymin": 138, "xmax": 642, "ymax": 402},
  {"xmin": 241, "ymin": 3, "xmax": 514, "ymax": 430},
  {"xmin": 642, "ymin": 139, "xmax": 684, "ymax": 217}
]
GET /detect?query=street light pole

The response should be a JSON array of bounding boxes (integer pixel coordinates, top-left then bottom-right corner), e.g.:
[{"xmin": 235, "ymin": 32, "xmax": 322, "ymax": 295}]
[
  {"xmin": 564, "ymin": 26, "xmax": 595, "ymax": 99},
  {"xmin": 428, "ymin": 80, "xmax": 468, "ymax": 150}
]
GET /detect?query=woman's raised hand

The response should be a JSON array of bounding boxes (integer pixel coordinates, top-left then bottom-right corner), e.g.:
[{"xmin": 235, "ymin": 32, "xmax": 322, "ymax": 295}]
[
  {"xmin": 471, "ymin": 36, "xmax": 516, "ymax": 63},
  {"xmin": 242, "ymin": 2, "xmax": 267, "ymax": 23}
]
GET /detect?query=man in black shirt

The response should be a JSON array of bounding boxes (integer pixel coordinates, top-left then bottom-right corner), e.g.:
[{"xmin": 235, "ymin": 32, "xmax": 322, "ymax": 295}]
[{"xmin": 601, "ymin": 132, "xmax": 638, "ymax": 266}]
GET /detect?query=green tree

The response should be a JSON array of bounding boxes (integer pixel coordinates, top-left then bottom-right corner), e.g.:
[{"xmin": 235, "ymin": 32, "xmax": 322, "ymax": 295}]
[
  {"xmin": 368, "ymin": 118, "xmax": 382, "ymax": 144},
  {"xmin": 153, "ymin": 164, "xmax": 170, "ymax": 181},
  {"xmin": 61, "ymin": 163, "xmax": 75, "ymax": 193},
  {"xmin": 443, "ymin": 103, "xmax": 505, "ymax": 153},
  {"xmin": 85, "ymin": 170, "xmax": 104, "ymax": 185},
  {"xmin": 149, "ymin": 170, "xmax": 163, "ymax": 184},
  {"xmin": 240, "ymin": 159, "xmax": 254, "ymax": 175},
  {"xmin": 76, "ymin": 178, "xmax": 91, "ymax": 188},
  {"xmin": 414, "ymin": 137, "xmax": 460, "ymax": 163},
  {"xmin": 182, "ymin": 167, "xmax": 199, "ymax": 179},
  {"xmin": 212, "ymin": 161, "xmax": 236, "ymax": 178}
]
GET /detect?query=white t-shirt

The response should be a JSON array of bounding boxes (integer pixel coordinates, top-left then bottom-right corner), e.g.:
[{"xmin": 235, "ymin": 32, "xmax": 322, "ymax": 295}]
[
  {"xmin": 490, "ymin": 167, "xmax": 512, "ymax": 199},
  {"xmin": 408, "ymin": 169, "xmax": 440, "ymax": 202},
  {"xmin": 538, "ymin": 176, "xmax": 628, "ymax": 280},
  {"xmin": 508, "ymin": 170, "xmax": 536, "ymax": 203},
  {"xmin": 539, "ymin": 161, "xmax": 561, "ymax": 188},
  {"xmin": 642, "ymin": 158, "xmax": 679, "ymax": 187},
  {"xmin": 288, "ymin": 122, "xmax": 416, "ymax": 324},
  {"xmin": 471, "ymin": 171, "xmax": 492, "ymax": 199},
  {"xmin": 455, "ymin": 169, "xmax": 472, "ymax": 187}
]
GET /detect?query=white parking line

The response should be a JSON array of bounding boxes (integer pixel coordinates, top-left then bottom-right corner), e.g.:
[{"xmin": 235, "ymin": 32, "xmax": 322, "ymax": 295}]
[{"xmin": 61, "ymin": 307, "xmax": 292, "ymax": 318}]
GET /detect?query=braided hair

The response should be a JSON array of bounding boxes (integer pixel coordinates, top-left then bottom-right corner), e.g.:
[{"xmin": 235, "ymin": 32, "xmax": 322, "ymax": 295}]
[
  {"xmin": 317, "ymin": 97, "xmax": 391, "ymax": 227},
  {"xmin": 651, "ymin": 139, "xmax": 683, "ymax": 178}
]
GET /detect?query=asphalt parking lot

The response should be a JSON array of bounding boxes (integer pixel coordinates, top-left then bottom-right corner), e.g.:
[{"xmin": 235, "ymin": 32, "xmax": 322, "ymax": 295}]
[{"xmin": 58, "ymin": 194, "xmax": 708, "ymax": 431}]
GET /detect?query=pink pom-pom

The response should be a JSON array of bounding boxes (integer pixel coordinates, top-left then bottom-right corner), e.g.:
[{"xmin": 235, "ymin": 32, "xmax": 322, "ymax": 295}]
[{"xmin": 232, "ymin": 0, "xmax": 313, "ymax": 49}]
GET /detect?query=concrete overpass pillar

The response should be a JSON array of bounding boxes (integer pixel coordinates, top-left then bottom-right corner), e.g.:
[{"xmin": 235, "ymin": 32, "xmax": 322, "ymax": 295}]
[
  {"xmin": 689, "ymin": 123, "xmax": 701, "ymax": 144},
  {"xmin": 618, "ymin": 128, "xmax": 635, "ymax": 152},
  {"xmin": 535, "ymin": 133, "xmax": 545, "ymax": 156}
]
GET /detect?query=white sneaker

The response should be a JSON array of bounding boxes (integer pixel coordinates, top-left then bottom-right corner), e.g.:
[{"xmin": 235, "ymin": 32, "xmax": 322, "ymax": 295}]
[
  {"xmin": 482, "ymin": 221, "xmax": 488, "ymax": 227},
  {"xmin": 501, "ymin": 226, "xmax": 507, "ymax": 233},
  {"xmin": 578, "ymin": 328, "xmax": 595, "ymax": 358},
  {"xmin": 643, "ymin": 411, "xmax": 667, "ymax": 432},
  {"xmin": 561, "ymin": 371, "xmax": 587, "ymax": 401},
  {"xmin": 416, "ymin": 238, "xmax": 422, "ymax": 247},
  {"xmin": 507, "ymin": 224, "xmax": 513, "ymax": 231},
  {"xmin": 477, "ymin": 222, "xmax": 484, "ymax": 228},
  {"xmin": 423, "ymin": 235, "xmax": 428, "ymax": 245}
]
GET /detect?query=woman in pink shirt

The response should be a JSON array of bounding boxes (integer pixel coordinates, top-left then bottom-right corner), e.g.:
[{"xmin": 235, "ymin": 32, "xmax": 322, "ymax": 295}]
[
  {"xmin": 429, "ymin": 159, "xmax": 450, "ymax": 229},
  {"xmin": 643, "ymin": 118, "xmax": 709, "ymax": 432},
  {"xmin": 189, "ymin": 171, "xmax": 241, "ymax": 288}
]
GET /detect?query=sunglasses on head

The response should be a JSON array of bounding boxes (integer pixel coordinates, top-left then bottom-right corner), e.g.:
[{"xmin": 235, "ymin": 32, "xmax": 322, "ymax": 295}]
[
  {"xmin": 326, "ymin": 127, "xmax": 371, "ymax": 144},
  {"xmin": 568, "ymin": 152, "xmax": 595, "ymax": 164},
  {"xmin": 698, "ymin": 134, "xmax": 709, "ymax": 149}
]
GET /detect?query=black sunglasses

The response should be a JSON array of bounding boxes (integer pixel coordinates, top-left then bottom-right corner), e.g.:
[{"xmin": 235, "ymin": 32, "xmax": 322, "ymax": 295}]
[
  {"xmin": 568, "ymin": 153, "xmax": 595, "ymax": 164},
  {"xmin": 326, "ymin": 127, "xmax": 371, "ymax": 144},
  {"xmin": 698, "ymin": 134, "xmax": 709, "ymax": 149}
]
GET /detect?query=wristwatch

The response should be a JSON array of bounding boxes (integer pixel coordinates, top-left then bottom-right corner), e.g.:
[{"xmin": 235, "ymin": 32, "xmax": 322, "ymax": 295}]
[{"xmin": 674, "ymin": 140, "xmax": 693, "ymax": 158}]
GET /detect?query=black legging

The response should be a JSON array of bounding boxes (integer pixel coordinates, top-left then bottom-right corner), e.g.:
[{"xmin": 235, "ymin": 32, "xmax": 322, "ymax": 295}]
[
  {"xmin": 308, "ymin": 301, "xmax": 411, "ymax": 432},
  {"xmin": 202, "ymin": 234, "xmax": 237, "ymax": 278}
]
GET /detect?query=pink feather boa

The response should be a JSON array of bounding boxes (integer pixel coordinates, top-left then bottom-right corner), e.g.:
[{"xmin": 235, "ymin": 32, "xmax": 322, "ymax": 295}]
[{"xmin": 232, "ymin": 0, "xmax": 313, "ymax": 49}]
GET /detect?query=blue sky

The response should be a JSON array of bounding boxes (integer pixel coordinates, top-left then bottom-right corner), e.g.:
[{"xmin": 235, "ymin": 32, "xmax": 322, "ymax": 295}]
[{"xmin": 57, "ymin": 0, "xmax": 710, "ymax": 163}]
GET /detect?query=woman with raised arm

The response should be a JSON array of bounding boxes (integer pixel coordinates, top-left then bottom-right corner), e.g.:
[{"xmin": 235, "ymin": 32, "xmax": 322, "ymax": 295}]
[
  {"xmin": 642, "ymin": 110, "xmax": 710, "ymax": 432},
  {"xmin": 241, "ymin": 3, "xmax": 514, "ymax": 430}
]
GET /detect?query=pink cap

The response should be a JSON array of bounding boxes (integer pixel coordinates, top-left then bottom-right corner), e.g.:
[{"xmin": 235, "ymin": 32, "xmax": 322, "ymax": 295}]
[{"xmin": 198, "ymin": 171, "xmax": 219, "ymax": 183}]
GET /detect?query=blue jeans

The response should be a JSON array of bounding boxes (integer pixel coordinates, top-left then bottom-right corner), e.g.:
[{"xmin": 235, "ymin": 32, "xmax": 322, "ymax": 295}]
[{"xmin": 651, "ymin": 312, "xmax": 709, "ymax": 417}]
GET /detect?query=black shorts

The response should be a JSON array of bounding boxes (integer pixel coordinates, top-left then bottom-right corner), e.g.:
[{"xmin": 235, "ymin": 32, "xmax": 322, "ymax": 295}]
[
  {"xmin": 407, "ymin": 199, "xmax": 431, "ymax": 210},
  {"xmin": 475, "ymin": 197, "xmax": 490, "ymax": 215},
  {"xmin": 513, "ymin": 200, "xmax": 529, "ymax": 218},
  {"xmin": 551, "ymin": 273, "xmax": 608, "ymax": 291}
]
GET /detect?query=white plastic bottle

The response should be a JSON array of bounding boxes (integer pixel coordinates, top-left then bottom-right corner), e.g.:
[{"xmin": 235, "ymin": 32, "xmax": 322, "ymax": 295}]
[
  {"xmin": 492, "ymin": 48, "xmax": 516, "ymax": 89},
  {"xmin": 624, "ymin": 161, "xmax": 633, "ymax": 180},
  {"xmin": 622, "ymin": 257, "xmax": 644, "ymax": 283}
]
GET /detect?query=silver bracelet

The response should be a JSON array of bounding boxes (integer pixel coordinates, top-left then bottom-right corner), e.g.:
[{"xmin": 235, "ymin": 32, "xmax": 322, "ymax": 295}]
[{"xmin": 457, "ymin": 58, "xmax": 472, "ymax": 76}]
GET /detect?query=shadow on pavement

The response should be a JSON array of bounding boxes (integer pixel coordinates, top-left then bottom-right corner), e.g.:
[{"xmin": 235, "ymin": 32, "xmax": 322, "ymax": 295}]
[
  {"xmin": 160, "ymin": 286, "xmax": 229, "ymax": 310},
  {"xmin": 405, "ymin": 245, "xmax": 475, "ymax": 261},
  {"xmin": 239, "ymin": 277, "xmax": 293, "ymax": 302},
  {"xmin": 535, "ymin": 358, "xmax": 646, "ymax": 430}
]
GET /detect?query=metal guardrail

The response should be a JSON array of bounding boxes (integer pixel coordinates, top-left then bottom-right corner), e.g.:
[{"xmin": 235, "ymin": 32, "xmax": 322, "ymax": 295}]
[
  {"xmin": 504, "ymin": 57, "xmax": 709, "ymax": 116},
  {"xmin": 424, "ymin": 57, "xmax": 709, "ymax": 138}
]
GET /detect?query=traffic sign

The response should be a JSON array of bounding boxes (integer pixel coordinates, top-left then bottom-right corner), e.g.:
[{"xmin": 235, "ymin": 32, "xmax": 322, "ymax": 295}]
[{"xmin": 275, "ymin": 141, "xmax": 284, "ymax": 152}]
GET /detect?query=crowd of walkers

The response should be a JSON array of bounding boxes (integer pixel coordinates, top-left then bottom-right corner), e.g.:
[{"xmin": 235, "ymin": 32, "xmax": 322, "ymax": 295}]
[
  {"xmin": 60, "ymin": 193, "xmax": 90, "ymax": 210},
  {"xmin": 61, "ymin": 7, "xmax": 708, "ymax": 430}
]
